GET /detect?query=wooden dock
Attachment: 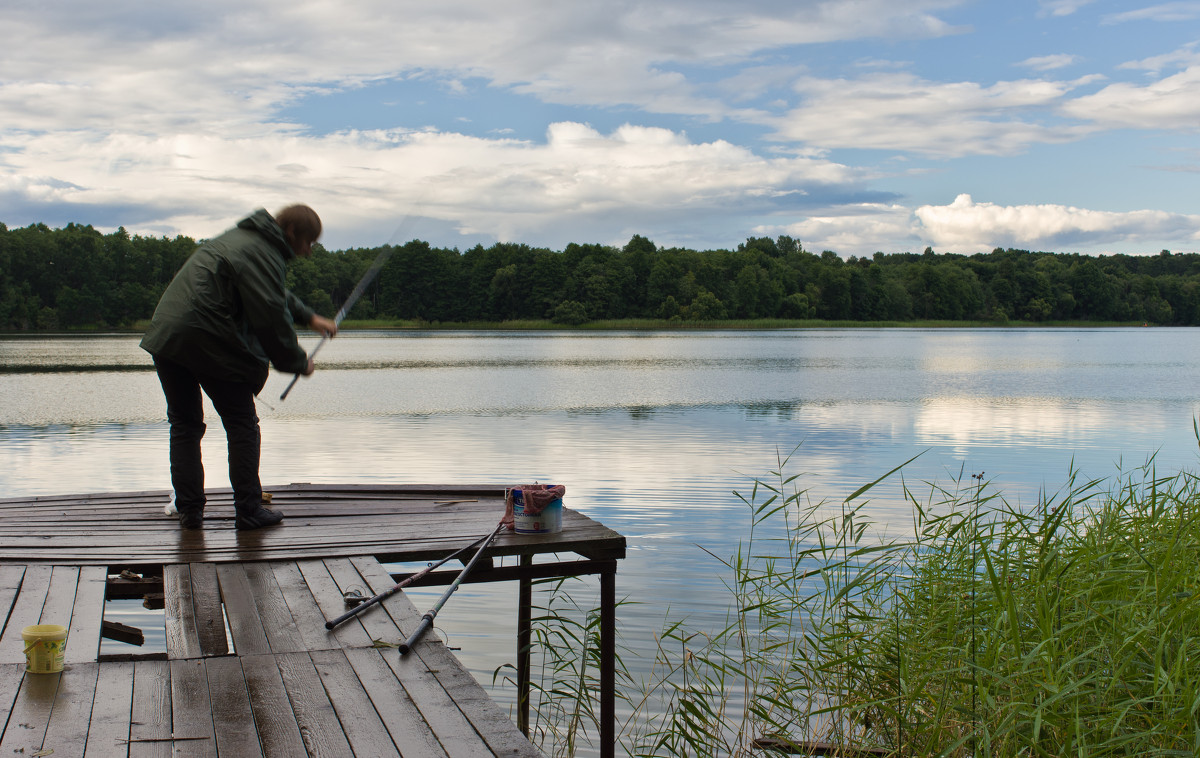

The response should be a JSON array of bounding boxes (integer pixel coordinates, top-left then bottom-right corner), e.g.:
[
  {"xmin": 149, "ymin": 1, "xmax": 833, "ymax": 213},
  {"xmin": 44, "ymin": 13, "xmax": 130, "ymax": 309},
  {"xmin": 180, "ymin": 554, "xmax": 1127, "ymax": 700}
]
[{"xmin": 0, "ymin": 484, "xmax": 626, "ymax": 757}]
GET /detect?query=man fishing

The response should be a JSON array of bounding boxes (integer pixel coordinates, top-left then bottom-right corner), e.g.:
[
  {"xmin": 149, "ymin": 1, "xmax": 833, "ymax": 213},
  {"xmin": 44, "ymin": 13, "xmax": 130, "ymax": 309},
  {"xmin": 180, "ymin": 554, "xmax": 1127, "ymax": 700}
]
[{"xmin": 140, "ymin": 205, "xmax": 337, "ymax": 530}]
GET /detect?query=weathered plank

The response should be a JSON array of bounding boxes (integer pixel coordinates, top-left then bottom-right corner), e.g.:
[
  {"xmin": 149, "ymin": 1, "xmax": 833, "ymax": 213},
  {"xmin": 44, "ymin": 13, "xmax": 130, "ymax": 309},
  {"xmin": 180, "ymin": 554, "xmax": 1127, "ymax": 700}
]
[
  {"xmin": 42, "ymin": 660, "xmax": 99, "ymax": 758},
  {"xmin": 206, "ymin": 655, "xmax": 265, "ymax": 757},
  {"xmin": 83, "ymin": 660, "xmax": 133, "ymax": 757},
  {"xmin": 163, "ymin": 564, "xmax": 203, "ymax": 660},
  {"xmin": 239, "ymin": 653, "xmax": 309, "ymax": 758},
  {"xmin": 0, "ymin": 564, "xmax": 52, "ymax": 664},
  {"xmin": 310, "ymin": 648, "xmax": 402, "ymax": 757},
  {"xmin": 343, "ymin": 646, "xmax": 449, "ymax": 758},
  {"xmin": 355, "ymin": 556, "xmax": 545, "ymax": 758},
  {"xmin": 269, "ymin": 561, "xmax": 340, "ymax": 652},
  {"xmin": 67, "ymin": 566, "xmax": 108, "ymax": 664},
  {"xmin": 296, "ymin": 559, "xmax": 372, "ymax": 649},
  {"xmin": 242, "ymin": 562, "xmax": 306, "ymax": 654},
  {"xmin": 0, "ymin": 565, "xmax": 27, "ymax": 631},
  {"xmin": 275, "ymin": 651, "xmax": 356, "ymax": 757},
  {"xmin": 128, "ymin": 659, "xmax": 172, "ymax": 758},
  {"xmin": 188, "ymin": 562, "xmax": 228, "ymax": 656},
  {"xmin": 0, "ymin": 663, "xmax": 31, "ymax": 751},
  {"xmin": 216, "ymin": 563, "xmax": 272, "ymax": 656},
  {"xmin": 0, "ymin": 667, "xmax": 59, "ymax": 756},
  {"xmin": 168, "ymin": 658, "xmax": 216, "ymax": 757}
]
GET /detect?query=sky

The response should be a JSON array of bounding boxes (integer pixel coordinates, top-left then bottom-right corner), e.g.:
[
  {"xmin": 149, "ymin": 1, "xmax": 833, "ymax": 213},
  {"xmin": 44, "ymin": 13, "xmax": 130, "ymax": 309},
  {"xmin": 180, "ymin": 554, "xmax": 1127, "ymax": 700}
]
[{"xmin": 3, "ymin": 0, "xmax": 1200, "ymax": 258}]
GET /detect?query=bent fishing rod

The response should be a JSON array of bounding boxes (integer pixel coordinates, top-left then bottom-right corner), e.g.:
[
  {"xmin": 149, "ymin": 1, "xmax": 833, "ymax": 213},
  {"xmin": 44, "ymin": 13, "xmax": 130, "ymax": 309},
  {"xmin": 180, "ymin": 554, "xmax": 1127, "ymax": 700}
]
[
  {"xmin": 280, "ymin": 244, "xmax": 394, "ymax": 400},
  {"xmin": 324, "ymin": 530, "xmax": 496, "ymax": 630},
  {"xmin": 398, "ymin": 519, "xmax": 506, "ymax": 656}
]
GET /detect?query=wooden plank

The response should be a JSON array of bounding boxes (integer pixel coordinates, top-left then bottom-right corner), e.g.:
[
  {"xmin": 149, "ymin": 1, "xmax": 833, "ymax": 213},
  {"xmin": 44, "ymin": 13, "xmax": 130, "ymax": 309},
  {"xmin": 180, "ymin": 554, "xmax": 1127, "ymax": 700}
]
[
  {"xmin": 355, "ymin": 557, "xmax": 544, "ymax": 758},
  {"xmin": 129, "ymin": 659, "xmax": 172, "ymax": 758},
  {"xmin": 41, "ymin": 565, "xmax": 81, "ymax": 630},
  {"xmin": 296, "ymin": 560, "xmax": 372, "ymax": 649},
  {"xmin": 323, "ymin": 558, "xmax": 406, "ymax": 643},
  {"xmin": 67, "ymin": 566, "xmax": 108, "ymax": 664},
  {"xmin": 216, "ymin": 563, "xmax": 271, "ymax": 656},
  {"xmin": 382, "ymin": 652, "xmax": 489, "ymax": 758},
  {"xmin": 163, "ymin": 564, "xmax": 203, "ymax": 660},
  {"xmin": 169, "ymin": 658, "xmax": 216, "ymax": 757},
  {"xmin": 270, "ymin": 561, "xmax": 340, "ymax": 653},
  {"xmin": 0, "ymin": 565, "xmax": 26, "ymax": 629},
  {"xmin": 205, "ymin": 656, "xmax": 265, "ymax": 758},
  {"xmin": 188, "ymin": 563, "xmax": 228, "ymax": 656},
  {"xmin": 239, "ymin": 654, "xmax": 308, "ymax": 758},
  {"xmin": 0, "ymin": 565, "xmax": 52, "ymax": 663},
  {"xmin": 0, "ymin": 663, "xmax": 30, "ymax": 749},
  {"xmin": 83, "ymin": 660, "xmax": 134, "ymax": 757},
  {"xmin": 242, "ymin": 562, "xmax": 306, "ymax": 654},
  {"xmin": 343, "ymin": 647, "xmax": 449, "ymax": 758},
  {"xmin": 275, "ymin": 651, "xmax": 355, "ymax": 757},
  {"xmin": 309, "ymin": 648, "xmax": 401, "ymax": 758},
  {"xmin": 0, "ymin": 667, "xmax": 59, "ymax": 755},
  {"xmin": 42, "ymin": 660, "xmax": 99, "ymax": 758}
]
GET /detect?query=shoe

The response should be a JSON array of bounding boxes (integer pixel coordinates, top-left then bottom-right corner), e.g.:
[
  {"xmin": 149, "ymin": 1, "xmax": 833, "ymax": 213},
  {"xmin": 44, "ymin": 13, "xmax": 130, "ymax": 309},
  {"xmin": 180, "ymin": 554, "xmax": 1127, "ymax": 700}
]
[
  {"xmin": 179, "ymin": 508, "xmax": 204, "ymax": 530},
  {"xmin": 235, "ymin": 505, "xmax": 284, "ymax": 531}
]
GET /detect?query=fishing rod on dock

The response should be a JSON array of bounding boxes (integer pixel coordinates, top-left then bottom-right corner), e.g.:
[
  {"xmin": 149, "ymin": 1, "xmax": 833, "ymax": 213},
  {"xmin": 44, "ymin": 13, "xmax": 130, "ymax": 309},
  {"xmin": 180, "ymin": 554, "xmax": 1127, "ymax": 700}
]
[
  {"xmin": 324, "ymin": 529, "xmax": 496, "ymax": 630},
  {"xmin": 399, "ymin": 519, "xmax": 506, "ymax": 656}
]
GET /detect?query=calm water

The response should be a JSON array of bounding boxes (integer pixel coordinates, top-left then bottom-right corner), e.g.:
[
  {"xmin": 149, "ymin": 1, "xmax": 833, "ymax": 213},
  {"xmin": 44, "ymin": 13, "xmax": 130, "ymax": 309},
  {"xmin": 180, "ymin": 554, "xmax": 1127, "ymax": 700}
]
[{"xmin": 2, "ymin": 328, "xmax": 1199, "ymax": 728}]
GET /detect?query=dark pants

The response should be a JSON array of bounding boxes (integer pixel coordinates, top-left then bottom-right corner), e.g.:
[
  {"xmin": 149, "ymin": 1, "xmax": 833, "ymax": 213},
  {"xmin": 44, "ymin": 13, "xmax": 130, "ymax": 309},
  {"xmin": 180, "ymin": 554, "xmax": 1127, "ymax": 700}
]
[{"xmin": 153, "ymin": 357, "xmax": 263, "ymax": 515}]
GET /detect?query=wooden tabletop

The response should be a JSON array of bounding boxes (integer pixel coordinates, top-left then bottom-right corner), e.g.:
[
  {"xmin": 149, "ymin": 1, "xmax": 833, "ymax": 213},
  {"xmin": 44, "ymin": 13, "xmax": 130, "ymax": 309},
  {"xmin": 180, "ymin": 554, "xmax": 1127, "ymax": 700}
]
[{"xmin": 0, "ymin": 483, "xmax": 626, "ymax": 567}]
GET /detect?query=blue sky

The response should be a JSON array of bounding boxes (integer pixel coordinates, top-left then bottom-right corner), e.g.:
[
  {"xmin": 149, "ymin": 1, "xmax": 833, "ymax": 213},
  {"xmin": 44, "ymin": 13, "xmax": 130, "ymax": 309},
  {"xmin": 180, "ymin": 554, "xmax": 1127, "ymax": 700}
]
[{"xmin": 3, "ymin": 0, "xmax": 1199, "ymax": 256}]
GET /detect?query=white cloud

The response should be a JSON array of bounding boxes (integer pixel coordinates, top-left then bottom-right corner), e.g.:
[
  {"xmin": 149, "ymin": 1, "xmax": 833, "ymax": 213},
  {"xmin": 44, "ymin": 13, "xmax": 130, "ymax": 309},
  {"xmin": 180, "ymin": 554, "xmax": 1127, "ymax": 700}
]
[
  {"xmin": 771, "ymin": 73, "xmax": 1088, "ymax": 156},
  {"xmin": 913, "ymin": 194, "xmax": 1200, "ymax": 251},
  {"xmin": 1038, "ymin": 0, "xmax": 1097, "ymax": 16},
  {"xmin": 757, "ymin": 204, "xmax": 919, "ymax": 254},
  {"xmin": 0, "ymin": 0, "xmax": 968, "ymax": 134},
  {"xmin": 1063, "ymin": 66, "xmax": 1200, "ymax": 129},
  {"xmin": 757, "ymin": 194, "xmax": 1200, "ymax": 256},
  {"xmin": 1019, "ymin": 54, "xmax": 1081, "ymax": 71},
  {"xmin": 1118, "ymin": 42, "xmax": 1200, "ymax": 73},
  {"xmin": 1103, "ymin": 2, "xmax": 1200, "ymax": 23},
  {"xmin": 0, "ymin": 121, "xmax": 870, "ymax": 249}
]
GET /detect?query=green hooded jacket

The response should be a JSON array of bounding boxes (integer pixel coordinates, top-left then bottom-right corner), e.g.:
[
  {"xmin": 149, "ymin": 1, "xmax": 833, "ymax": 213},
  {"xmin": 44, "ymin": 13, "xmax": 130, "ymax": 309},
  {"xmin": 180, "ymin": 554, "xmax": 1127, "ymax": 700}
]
[{"xmin": 140, "ymin": 210, "xmax": 315, "ymax": 387}]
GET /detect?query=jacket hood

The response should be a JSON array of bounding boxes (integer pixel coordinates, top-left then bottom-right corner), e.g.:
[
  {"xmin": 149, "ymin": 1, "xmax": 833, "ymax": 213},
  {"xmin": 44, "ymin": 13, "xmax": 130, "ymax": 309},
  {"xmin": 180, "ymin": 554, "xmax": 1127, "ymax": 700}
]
[{"xmin": 237, "ymin": 209, "xmax": 294, "ymax": 260}]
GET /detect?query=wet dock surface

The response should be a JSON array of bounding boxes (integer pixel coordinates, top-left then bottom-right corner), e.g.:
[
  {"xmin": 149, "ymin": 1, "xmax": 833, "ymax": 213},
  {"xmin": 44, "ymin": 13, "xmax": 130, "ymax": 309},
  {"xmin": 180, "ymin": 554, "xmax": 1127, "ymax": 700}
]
[{"xmin": 0, "ymin": 484, "xmax": 626, "ymax": 757}]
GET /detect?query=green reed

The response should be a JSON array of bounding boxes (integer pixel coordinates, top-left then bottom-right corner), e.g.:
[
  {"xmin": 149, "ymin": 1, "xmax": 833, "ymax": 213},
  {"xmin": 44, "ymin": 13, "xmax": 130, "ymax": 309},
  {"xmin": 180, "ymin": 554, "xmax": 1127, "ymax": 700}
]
[{"xmin": 512, "ymin": 448, "xmax": 1200, "ymax": 757}]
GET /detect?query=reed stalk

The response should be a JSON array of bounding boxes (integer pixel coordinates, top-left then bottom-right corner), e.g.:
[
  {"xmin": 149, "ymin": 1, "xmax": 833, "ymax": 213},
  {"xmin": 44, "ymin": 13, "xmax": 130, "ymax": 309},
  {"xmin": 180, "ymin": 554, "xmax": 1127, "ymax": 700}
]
[{"xmin": 512, "ymin": 447, "xmax": 1200, "ymax": 757}]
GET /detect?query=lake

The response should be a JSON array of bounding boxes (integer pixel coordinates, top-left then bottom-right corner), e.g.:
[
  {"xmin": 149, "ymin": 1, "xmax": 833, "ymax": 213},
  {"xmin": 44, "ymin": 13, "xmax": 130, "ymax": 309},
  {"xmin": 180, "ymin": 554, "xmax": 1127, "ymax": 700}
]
[{"xmin": 2, "ymin": 328, "xmax": 1199, "ymax": 739}]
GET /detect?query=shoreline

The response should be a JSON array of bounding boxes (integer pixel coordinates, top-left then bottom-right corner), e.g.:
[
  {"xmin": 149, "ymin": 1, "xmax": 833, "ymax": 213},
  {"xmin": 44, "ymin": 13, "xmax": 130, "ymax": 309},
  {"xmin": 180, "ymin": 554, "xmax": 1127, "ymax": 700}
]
[{"xmin": 0, "ymin": 317, "xmax": 1157, "ymax": 336}]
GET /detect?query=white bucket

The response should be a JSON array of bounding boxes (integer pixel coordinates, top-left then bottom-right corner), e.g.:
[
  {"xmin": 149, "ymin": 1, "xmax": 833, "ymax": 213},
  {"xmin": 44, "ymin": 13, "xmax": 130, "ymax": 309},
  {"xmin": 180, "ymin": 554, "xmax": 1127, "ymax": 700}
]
[{"xmin": 512, "ymin": 488, "xmax": 563, "ymax": 534}]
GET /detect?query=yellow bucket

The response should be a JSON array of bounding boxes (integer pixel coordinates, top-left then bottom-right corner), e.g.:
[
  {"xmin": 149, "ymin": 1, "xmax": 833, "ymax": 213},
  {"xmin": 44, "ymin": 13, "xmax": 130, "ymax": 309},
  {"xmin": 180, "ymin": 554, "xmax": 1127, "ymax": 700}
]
[{"xmin": 22, "ymin": 624, "xmax": 67, "ymax": 674}]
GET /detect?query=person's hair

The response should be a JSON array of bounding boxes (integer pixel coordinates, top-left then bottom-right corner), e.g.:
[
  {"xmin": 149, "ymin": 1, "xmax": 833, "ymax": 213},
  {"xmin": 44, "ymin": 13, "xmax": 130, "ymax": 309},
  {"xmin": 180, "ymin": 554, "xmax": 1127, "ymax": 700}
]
[{"xmin": 275, "ymin": 204, "xmax": 322, "ymax": 243}]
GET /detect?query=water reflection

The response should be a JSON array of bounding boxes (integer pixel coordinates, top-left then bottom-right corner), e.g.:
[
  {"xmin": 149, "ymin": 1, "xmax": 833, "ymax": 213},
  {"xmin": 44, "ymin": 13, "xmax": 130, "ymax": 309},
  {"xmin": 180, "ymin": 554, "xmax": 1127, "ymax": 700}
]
[{"xmin": 3, "ymin": 329, "xmax": 1200, "ymax": 736}]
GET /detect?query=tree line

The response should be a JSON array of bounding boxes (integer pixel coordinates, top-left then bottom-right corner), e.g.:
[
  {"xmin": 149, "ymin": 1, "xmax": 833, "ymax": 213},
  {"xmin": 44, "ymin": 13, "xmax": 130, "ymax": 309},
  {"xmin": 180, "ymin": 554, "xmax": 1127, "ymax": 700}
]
[{"xmin": 2, "ymin": 220, "xmax": 1199, "ymax": 329}]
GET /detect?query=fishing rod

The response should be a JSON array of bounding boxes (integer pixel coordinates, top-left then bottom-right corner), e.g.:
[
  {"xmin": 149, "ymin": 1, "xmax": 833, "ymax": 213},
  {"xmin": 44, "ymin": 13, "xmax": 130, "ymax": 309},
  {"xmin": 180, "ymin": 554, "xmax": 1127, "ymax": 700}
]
[
  {"xmin": 398, "ymin": 519, "xmax": 506, "ymax": 656},
  {"xmin": 324, "ymin": 530, "xmax": 495, "ymax": 630},
  {"xmin": 280, "ymin": 244, "xmax": 394, "ymax": 400}
]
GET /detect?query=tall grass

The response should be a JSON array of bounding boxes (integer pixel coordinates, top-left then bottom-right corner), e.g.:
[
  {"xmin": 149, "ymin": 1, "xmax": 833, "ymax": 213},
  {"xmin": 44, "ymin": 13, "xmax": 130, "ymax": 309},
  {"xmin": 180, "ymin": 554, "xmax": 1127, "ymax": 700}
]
[{"xmin": 513, "ymin": 447, "xmax": 1200, "ymax": 756}]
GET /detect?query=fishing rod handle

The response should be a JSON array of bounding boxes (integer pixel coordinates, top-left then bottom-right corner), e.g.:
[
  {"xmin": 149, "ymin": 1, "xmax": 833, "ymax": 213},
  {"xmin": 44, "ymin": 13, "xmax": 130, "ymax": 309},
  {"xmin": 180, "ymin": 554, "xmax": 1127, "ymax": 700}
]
[
  {"xmin": 398, "ymin": 612, "xmax": 436, "ymax": 655},
  {"xmin": 279, "ymin": 335, "xmax": 329, "ymax": 400}
]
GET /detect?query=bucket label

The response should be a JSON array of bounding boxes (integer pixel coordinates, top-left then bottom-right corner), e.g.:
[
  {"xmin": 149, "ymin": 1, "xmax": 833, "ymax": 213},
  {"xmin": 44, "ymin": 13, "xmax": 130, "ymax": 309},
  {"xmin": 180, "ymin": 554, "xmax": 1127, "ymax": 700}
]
[{"xmin": 513, "ymin": 495, "xmax": 563, "ymax": 534}]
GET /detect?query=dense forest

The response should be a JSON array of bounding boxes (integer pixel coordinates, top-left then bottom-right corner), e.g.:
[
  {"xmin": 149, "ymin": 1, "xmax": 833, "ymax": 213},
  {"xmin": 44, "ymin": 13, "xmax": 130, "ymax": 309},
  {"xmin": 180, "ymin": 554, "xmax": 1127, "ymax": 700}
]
[{"xmin": 2, "ymin": 220, "xmax": 1198, "ymax": 329}]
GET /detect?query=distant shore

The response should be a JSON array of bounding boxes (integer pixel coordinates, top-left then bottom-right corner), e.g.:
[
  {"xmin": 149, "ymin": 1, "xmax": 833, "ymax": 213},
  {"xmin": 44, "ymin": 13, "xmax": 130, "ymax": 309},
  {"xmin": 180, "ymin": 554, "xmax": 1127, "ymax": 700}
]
[{"xmin": 0, "ymin": 318, "xmax": 1156, "ymax": 336}]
